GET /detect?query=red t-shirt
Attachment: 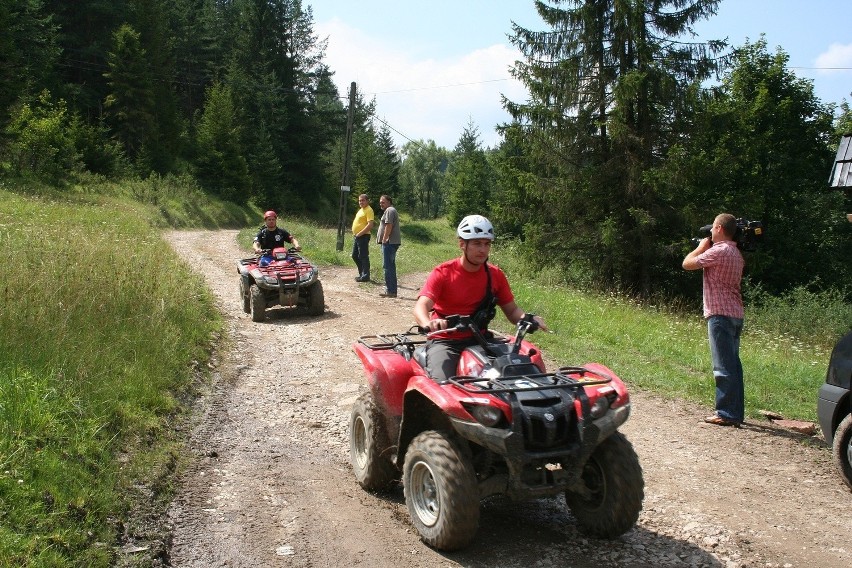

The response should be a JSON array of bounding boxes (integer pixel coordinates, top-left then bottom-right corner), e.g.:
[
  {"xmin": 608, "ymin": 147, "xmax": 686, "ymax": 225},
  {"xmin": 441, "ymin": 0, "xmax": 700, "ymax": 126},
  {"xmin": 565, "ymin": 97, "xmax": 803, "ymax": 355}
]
[{"xmin": 419, "ymin": 258, "xmax": 514, "ymax": 336}]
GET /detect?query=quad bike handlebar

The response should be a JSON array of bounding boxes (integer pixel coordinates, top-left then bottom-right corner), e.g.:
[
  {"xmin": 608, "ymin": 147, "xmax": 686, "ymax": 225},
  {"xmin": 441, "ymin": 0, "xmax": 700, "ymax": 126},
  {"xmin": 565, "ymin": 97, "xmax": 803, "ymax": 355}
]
[
  {"xmin": 256, "ymin": 246, "xmax": 301, "ymax": 256},
  {"xmin": 422, "ymin": 313, "xmax": 541, "ymax": 356}
]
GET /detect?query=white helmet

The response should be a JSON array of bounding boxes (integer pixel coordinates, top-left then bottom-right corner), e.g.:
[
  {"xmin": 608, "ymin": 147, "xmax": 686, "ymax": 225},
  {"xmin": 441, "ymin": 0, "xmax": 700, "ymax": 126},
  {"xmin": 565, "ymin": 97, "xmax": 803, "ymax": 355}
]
[{"xmin": 457, "ymin": 215, "xmax": 494, "ymax": 240}]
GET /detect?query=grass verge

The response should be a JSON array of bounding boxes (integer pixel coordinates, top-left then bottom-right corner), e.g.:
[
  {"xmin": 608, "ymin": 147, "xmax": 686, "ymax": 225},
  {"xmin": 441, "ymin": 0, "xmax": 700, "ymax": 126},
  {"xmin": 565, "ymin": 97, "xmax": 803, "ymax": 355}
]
[{"xmin": 0, "ymin": 184, "xmax": 222, "ymax": 566}]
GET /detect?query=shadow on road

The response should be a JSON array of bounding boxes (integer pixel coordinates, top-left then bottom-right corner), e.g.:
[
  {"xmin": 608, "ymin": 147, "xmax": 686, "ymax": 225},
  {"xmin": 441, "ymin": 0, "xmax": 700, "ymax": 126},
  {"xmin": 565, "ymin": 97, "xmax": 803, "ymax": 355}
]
[{"xmin": 372, "ymin": 488, "xmax": 723, "ymax": 567}]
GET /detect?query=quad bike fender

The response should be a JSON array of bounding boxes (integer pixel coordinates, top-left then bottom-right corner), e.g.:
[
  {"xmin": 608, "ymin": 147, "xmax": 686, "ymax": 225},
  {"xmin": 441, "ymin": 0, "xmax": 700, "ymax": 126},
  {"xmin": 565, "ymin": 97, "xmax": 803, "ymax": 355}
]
[
  {"xmin": 403, "ymin": 375, "xmax": 478, "ymax": 422},
  {"xmin": 353, "ymin": 343, "xmax": 411, "ymax": 417},
  {"xmin": 396, "ymin": 378, "xmax": 480, "ymax": 466},
  {"xmin": 518, "ymin": 339, "xmax": 546, "ymax": 371},
  {"xmin": 569, "ymin": 362, "xmax": 631, "ymax": 444},
  {"xmin": 579, "ymin": 362, "xmax": 630, "ymax": 407},
  {"xmin": 238, "ymin": 271, "xmax": 252, "ymax": 290}
]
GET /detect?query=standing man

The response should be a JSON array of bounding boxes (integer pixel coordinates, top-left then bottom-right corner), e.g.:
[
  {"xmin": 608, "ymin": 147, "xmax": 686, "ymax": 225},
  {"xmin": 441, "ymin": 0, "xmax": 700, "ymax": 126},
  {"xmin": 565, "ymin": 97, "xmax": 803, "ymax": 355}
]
[
  {"xmin": 683, "ymin": 213, "xmax": 745, "ymax": 427},
  {"xmin": 351, "ymin": 193, "xmax": 374, "ymax": 282},
  {"xmin": 377, "ymin": 195, "xmax": 401, "ymax": 298},
  {"xmin": 414, "ymin": 215, "xmax": 547, "ymax": 381}
]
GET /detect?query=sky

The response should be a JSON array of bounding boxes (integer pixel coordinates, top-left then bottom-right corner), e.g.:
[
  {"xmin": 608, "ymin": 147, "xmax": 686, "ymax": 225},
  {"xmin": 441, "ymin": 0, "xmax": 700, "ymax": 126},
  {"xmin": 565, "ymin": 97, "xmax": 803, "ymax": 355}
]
[{"xmin": 310, "ymin": 0, "xmax": 852, "ymax": 150}]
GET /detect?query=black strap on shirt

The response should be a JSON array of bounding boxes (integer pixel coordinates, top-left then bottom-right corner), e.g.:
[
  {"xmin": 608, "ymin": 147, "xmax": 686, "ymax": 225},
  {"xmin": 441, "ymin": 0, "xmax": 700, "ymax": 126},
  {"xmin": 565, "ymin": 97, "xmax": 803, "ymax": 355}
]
[{"xmin": 471, "ymin": 262, "xmax": 497, "ymax": 330}]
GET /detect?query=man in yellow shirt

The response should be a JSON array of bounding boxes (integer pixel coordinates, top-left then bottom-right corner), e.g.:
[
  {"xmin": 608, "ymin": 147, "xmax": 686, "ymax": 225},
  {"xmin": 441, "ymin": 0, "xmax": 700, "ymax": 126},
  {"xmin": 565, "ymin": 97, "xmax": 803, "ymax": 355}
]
[{"xmin": 351, "ymin": 193, "xmax": 375, "ymax": 282}]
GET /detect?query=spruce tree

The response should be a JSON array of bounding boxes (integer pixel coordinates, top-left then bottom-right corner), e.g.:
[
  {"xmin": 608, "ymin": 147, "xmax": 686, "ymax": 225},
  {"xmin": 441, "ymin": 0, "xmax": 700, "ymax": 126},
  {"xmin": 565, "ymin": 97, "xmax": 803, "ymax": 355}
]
[{"xmin": 507, "ymin": 0, "xmax": 725, "ymax": 294}]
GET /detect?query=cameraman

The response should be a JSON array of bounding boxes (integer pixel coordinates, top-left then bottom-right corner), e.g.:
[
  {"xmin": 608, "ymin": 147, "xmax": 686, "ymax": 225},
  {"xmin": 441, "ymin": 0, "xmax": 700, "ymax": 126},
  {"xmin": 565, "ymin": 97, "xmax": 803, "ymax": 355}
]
[{"xmin": 682, "ymin": 213, "xmax": 745, "ymax": 427}]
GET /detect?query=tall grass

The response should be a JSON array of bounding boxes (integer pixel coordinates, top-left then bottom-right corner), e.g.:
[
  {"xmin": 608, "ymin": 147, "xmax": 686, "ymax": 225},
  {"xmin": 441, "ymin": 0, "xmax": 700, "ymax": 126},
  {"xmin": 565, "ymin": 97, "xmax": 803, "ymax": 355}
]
[
  {"xmin": 0, "ymin": 187, "xmax": 221, "ymax": 566},
  {"xmin": 746, "ymin": 283, "xmax": 852, "ymax": 347}
]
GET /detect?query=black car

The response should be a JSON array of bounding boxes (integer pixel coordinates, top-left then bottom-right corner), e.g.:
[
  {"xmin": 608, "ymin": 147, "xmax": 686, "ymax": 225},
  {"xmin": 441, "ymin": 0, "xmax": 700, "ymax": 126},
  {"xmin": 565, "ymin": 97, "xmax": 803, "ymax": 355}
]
[{"xmin": 817, "ymin": 330, "xmax": 852, "ymax": 490}]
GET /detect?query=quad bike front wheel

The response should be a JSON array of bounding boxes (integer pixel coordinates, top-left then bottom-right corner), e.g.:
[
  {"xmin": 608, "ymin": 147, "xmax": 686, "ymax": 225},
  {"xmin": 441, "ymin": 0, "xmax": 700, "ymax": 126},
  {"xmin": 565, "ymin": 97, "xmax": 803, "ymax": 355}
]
[
  {"xmin": 832, "ymin": 413, "xmax": 852, "ymax": 490},
  {"xmin": 306, "ymin": 280, "xmax": 325, "ymax": 316},
  {"xmin": 350, "ymin": 392, "xmax": 398, "ymax": 491},
  {"xmin": 249, "ymin": 284, "xmax": 265, "ymax": 322},
  {"xmin": 403, "ymin": 431, "xmax": 479, "ymax": 551},
  {"xmin": 565, "ymin": 431, "xmax": 644, "ymax": 538},
  {"xmin": 239, "ymin": 280, "xmax": 250, "ymax": 314}
]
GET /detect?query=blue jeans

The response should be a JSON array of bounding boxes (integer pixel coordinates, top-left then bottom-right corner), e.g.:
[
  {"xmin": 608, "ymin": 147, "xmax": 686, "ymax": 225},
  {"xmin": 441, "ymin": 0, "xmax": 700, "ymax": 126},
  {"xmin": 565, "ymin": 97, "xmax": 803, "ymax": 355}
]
[
  {"xmin": 381, "ymin": 243, "xmax": 400, "ymax": 294},
  {"xmin": 707, "ymin": 315, "xmax": 744, "ymax": 422},
  {"xmin": 352, "ymin": 235, "xmax": 371, "ymax": 279}
]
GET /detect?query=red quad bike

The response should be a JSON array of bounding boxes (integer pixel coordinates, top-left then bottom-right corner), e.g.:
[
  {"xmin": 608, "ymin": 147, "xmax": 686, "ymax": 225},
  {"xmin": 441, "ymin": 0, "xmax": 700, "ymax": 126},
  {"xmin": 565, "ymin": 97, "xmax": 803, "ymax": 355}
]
[
  {"xmin": 350, "ymin": 314, "xmax": 644, "ymax": 551},
  {"xmin": 236, "ymin": 247, "xmax": 324, "ymax": 321}
]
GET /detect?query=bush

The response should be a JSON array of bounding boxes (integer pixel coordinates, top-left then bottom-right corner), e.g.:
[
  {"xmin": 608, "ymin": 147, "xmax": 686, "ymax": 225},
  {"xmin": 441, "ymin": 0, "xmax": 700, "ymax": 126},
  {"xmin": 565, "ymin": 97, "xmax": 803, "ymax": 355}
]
[
  {"xmin": 4, "ymin": 91, "xmax": 80, "ymax": 183},
  {"xmin": 747, "ymin": 281, "xmax": 852, "ymax": 347}
]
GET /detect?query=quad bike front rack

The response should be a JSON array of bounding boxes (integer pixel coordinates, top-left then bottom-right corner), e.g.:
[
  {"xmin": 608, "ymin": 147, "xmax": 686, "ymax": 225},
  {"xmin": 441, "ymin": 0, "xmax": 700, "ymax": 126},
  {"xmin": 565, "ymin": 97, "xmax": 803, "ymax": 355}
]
[
  {"xmin": 357, "ymin": 327, "xmax": 427, "ymax": 354},
  {"xmin": 447, "ymin": 365, "xmax": 613, "ymax": 395}
]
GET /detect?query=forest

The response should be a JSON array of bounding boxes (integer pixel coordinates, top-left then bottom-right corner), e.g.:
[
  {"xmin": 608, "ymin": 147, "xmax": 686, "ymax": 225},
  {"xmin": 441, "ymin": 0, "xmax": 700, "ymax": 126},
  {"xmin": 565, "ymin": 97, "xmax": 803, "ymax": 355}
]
[{"xmin": 1, "ymin": 0, "xmax": 850, "ymax": 303}]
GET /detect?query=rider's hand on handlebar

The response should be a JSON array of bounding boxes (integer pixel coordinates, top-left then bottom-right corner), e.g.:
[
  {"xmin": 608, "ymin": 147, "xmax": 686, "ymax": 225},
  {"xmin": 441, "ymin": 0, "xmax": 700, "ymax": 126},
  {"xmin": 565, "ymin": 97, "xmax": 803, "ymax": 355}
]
[
  {"xmin": 425, "ymin": 318, "xmax": 448, "ymax": 332},
  {"xmin": 419, "ymin": 315, "xmax": 464, "ymax": 335}
]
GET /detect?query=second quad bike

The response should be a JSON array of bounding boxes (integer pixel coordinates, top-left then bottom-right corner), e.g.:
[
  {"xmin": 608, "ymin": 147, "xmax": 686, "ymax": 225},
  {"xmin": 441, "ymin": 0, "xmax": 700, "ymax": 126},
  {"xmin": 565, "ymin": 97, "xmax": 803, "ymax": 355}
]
[
  {"xmin": 236, "ymin": 247, "xmax": 324, "ymax": 321},
  {"xmin": 350, "ymin": 314, "xmax": 644, "ymax": 550}
]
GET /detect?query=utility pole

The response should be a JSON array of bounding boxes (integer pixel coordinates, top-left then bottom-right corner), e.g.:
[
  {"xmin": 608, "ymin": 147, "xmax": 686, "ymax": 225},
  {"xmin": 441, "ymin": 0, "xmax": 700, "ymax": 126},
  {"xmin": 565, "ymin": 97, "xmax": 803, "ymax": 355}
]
[{"xmin": 336, "ymin": 82, "xmax": 357, "ymax": 251}]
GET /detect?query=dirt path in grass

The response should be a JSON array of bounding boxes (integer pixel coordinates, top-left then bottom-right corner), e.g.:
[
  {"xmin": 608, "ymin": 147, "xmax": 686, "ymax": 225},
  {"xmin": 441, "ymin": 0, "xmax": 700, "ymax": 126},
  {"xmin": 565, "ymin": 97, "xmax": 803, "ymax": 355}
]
[{"xmin": 128, "ymin": 229, "xmax": 849, "ymax": 568}]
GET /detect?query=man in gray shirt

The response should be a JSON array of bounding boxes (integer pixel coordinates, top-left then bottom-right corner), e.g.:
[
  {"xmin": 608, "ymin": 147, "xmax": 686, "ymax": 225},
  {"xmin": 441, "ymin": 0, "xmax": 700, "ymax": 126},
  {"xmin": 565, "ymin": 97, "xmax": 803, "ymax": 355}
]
[{"xmin": 377, "ymin": 195, "xmax": 401, "ymax": 297}]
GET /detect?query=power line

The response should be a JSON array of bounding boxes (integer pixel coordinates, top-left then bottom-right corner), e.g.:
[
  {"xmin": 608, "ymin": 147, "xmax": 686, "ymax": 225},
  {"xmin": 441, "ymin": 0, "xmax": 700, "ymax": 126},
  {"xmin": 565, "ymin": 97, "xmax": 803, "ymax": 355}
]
[
  {"xmin": 369, "ymin": 114, "xmax": 423, "ymax": 149},
  {"xmin": 790, "ymin": 66, "xmax": 852, "ymax": 71},
  {"xmin": 363, "ymin": 77, "xmax": 511, "ymax": 96}
]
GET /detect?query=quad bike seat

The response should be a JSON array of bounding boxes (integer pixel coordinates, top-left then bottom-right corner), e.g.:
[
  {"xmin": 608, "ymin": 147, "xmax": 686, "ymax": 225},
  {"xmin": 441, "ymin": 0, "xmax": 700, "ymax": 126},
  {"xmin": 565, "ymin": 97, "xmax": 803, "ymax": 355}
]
[{"xmin": 413, "ymin": 345, "xmax": 428, "ymax": 370}]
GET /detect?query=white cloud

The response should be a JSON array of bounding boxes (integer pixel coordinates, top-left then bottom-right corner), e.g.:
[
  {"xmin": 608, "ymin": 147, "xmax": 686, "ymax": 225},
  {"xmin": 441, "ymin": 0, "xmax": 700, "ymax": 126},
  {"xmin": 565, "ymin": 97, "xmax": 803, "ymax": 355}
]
[
  {"xmin": 316, "ymin": 19, "xmax": 527, "ymax": 148},
  {"xmin": 815, "ymin": 43, "xmax": 852, "ymax": 74}
]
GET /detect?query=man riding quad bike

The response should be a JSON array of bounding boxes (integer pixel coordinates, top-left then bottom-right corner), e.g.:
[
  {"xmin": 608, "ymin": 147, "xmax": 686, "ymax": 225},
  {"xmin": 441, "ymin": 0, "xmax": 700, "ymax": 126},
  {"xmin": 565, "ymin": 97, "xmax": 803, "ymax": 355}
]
[
  {"xmin": 236, "ymin": 246, "xmax": 324, "ymax": 321},
  {"xmin": 350, "ymin": 314, "xmax": 644, "ymax": 551}
]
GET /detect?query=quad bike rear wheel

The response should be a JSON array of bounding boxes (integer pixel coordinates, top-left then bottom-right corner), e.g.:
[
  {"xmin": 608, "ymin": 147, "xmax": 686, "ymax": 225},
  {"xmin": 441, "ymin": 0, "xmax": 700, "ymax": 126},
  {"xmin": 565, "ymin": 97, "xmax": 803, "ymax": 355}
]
[
  {"xmin": 565, "ymin": 431, "xmax": 644, "ymax": 538},
  {"xmin": 403, "ymin": 431, "xmax": 479, "ymax": 551},
  {"xmin": 832, "ymin": 413, "xmax": 852, "ymax": 490},
  {"xmin": 306, "ymin": 280, "xmax": 325, "ymax": 316},
  {"xmin": 249, "ymin": 284, "xmax": 265, "ymax": 322},
  {"xmin": 350, "ymin": 393, "xmax": 398, "ymax": 491},
  {"xmin": 239, "ymin": 280, "xmax": 250, "ymax": 314}
]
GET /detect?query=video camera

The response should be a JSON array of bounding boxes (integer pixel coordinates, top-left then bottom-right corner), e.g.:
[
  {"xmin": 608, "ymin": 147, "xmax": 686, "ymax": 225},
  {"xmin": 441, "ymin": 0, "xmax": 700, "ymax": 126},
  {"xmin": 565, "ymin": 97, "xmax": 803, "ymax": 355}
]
[{"xmin": 691, "ymin": 218, "xmax": 764, "ymax": 252}]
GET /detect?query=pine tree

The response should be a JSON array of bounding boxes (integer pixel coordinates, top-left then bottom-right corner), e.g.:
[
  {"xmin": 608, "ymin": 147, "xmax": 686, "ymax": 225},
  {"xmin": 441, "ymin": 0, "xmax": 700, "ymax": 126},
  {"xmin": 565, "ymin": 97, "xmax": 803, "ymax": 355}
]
[
  {"xmin": 507, "ymin": 0, "xmax": 725, "ymax": 294},
  {"xmin": 0, "ymin": 0, "xmax": 60, "ymax": 129},
  {"xmin": 194, "ymin": 82, "xmax": 251, "ymax": 203},
  {"xmin": 445, "ymin": 120, "xmax": 492, "ymax": 227},
  {"xmin": 228, "ymin": 0, "xmax": 332, "ymax": 208},
  {"xmin": 375, "ymin": 122, "xmax": 402, "ymax": 198},
  {"xmin": 103, "ymin": 24, "xmax": 156, "ymax": 164}
]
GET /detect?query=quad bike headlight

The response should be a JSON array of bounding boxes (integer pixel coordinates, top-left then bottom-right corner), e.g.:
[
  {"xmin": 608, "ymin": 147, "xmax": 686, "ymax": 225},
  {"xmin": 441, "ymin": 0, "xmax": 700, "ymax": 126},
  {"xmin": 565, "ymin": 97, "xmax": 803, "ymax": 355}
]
[
  {"xmin": 465, "ymin": 403, "xmax": 504, "ymax": 427},
  {"xmin": 589, "ymin": 396, "xmax": 611, "ymax": 420}
]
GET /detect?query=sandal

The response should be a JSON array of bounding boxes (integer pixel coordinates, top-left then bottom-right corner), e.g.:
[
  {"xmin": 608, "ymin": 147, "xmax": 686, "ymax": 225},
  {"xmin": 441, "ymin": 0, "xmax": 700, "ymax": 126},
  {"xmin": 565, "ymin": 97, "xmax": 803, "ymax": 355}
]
[{"xmin": 704, "ymin": 414, "xmax": 740, "ymax": 427}]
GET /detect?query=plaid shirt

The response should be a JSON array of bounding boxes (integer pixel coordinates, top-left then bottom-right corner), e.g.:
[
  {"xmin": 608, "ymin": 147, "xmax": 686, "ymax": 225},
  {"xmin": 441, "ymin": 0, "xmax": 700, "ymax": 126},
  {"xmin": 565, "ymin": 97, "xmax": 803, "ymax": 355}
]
[{"xmin": 697, "ymin": 240, "xmax": 744, "ymax": 319}]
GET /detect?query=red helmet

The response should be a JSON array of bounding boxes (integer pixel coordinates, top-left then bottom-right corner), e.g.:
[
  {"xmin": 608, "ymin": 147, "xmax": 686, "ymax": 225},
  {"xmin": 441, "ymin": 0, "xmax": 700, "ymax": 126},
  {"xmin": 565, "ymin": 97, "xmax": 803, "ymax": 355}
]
[{"xmin": 263, "ymin": 210, "xmax": 277, "ymax": 220}]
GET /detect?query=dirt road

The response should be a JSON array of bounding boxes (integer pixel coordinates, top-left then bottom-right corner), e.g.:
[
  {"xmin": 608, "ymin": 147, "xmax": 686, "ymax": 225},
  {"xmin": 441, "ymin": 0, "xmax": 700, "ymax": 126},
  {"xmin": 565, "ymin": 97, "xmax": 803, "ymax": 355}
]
[{"xmin": 151, "ymin": 230, "xmax": 849, "ymax": 568}]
